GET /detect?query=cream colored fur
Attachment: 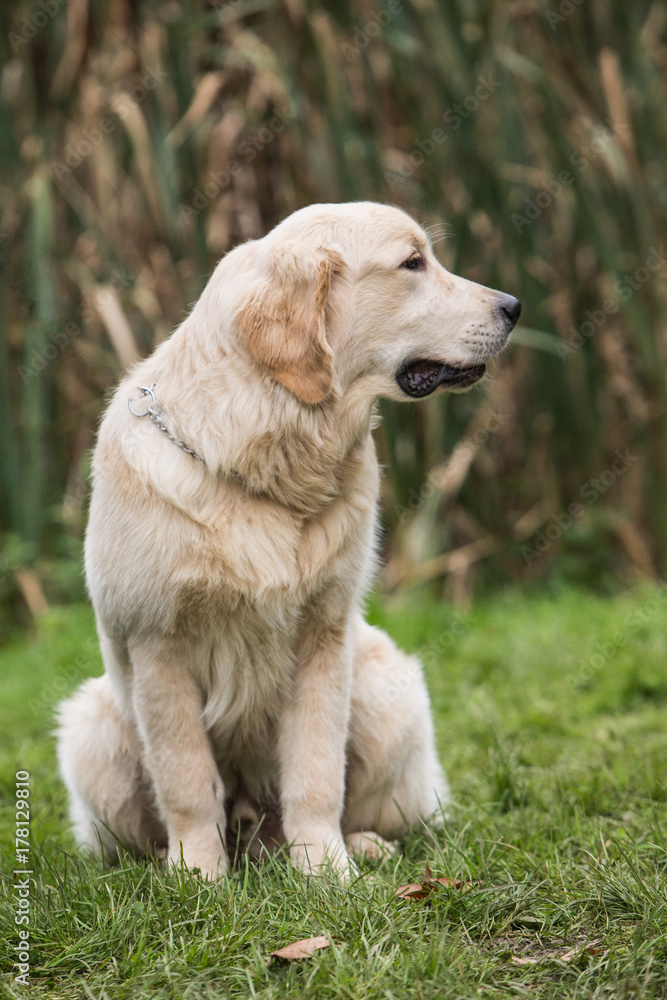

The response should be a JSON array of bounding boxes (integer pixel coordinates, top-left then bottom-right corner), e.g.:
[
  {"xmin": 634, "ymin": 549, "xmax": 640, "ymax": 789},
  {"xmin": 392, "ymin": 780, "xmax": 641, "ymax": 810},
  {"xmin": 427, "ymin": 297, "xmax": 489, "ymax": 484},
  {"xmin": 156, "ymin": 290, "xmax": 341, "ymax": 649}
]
[{"xmin": 56, "ymin": 202, "xmax": 514, "ymax": 878}]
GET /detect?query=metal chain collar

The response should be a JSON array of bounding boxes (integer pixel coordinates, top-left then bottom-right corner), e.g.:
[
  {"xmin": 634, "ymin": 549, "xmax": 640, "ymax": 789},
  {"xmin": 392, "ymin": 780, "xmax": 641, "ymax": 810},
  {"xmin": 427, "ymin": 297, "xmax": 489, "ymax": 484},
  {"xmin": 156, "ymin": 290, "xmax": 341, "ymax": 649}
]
[{"xmin": 128, "ymin": 383, "xmax": 205, "ymax": 464}]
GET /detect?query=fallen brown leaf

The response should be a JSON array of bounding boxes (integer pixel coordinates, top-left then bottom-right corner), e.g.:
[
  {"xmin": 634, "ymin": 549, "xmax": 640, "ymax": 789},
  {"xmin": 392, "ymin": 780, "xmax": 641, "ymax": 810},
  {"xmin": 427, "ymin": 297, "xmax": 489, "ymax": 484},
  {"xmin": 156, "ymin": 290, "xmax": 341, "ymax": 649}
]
[
  {"xmin": 509, "ymin": 942, "xmax": 602, "ymax": 967},
  {"xmin": 560, "ymin": 942, "xmax": 601, "ymax": 962},
  {"xmin": 395, "ymin": 864, "xmax": 472, "ymax": 900},
  {"xmin": 395, "ymin": 882, "xmax": 431, "ymax": 900},
  {"xmin": 429, "ymin": 876, "xmax": 465, "ymax": 889},
  {"xmin": 269, "ymin": 936, "xmax": 330, "ymax": 963}
]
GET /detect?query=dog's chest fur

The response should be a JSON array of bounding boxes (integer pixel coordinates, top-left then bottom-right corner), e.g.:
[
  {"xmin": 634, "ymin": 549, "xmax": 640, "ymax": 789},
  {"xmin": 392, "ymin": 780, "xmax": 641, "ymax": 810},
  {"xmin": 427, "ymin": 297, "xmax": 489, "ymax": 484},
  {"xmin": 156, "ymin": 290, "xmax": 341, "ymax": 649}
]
[
  {"xmin": 88, "ymin": 428, "xmax": 380, "ymax": 793},
  {"xmin": 185, "ymin": 453, "xmax": 378, "ymax": 755}
]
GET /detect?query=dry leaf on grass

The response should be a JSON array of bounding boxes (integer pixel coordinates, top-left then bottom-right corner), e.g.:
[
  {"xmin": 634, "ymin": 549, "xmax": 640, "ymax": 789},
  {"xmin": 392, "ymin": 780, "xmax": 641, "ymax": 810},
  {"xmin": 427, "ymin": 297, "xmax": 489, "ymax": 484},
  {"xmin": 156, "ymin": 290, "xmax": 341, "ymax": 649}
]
[
  {"xmin": 268, "ymin": 936, "xmax": 330, "ymax": 963},
  {"xmin": 510, "ymin": 942, "xmax": 602, "ymax": 966},
  {"xmin": 395, "ymin": 863, "xmax": 474, "ymax": 900},
  {"xmin": 560, "ymin": 942, "xmax": 602, "ymax": 962}
]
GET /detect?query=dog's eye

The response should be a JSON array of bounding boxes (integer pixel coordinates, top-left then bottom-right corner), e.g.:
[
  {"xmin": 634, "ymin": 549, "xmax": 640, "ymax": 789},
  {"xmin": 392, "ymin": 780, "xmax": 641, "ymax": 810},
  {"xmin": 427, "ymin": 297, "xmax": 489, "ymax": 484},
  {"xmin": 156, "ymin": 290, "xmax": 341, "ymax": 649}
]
[{"xmin": 400, "ymin": 253, "xmax": 425, "ymax": 271}]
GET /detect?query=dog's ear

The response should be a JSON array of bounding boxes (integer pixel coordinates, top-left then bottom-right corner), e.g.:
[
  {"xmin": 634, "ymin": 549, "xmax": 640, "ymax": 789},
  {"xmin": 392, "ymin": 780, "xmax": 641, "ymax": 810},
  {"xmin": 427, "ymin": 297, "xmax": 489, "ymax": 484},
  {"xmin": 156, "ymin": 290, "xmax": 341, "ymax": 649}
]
[{"xmin": 237, "ymin": 244, "xmax": 344, "ymax": 405}]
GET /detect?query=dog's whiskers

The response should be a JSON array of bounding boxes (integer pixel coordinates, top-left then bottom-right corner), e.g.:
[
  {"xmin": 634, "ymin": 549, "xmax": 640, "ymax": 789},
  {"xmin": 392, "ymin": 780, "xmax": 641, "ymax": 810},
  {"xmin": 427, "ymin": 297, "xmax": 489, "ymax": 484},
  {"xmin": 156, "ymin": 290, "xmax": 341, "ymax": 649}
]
[{"xmin": 424, "ymin": 223, "xmax": 451, "ymax": 255}]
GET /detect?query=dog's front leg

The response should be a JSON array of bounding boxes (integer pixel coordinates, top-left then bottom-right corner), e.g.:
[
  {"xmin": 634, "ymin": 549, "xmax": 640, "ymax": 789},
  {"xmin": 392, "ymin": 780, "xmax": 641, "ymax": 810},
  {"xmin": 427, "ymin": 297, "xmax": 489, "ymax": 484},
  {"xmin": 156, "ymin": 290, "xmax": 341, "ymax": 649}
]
[
  {"xmin": 278, "ymin": 622, "xmax": 353, "ymax": 876},
  {"xmin": 130, "ymin": 638, "xmax": 227, "ymax": 878}
]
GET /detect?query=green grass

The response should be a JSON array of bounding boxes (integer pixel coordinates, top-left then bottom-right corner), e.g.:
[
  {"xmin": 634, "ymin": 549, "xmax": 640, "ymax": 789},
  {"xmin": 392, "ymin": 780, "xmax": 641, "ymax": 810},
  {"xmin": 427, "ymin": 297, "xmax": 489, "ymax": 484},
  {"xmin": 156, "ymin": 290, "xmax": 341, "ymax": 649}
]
[{"xmin": 1, "ymin": 587, "xmax": 667, "ymax": 998}]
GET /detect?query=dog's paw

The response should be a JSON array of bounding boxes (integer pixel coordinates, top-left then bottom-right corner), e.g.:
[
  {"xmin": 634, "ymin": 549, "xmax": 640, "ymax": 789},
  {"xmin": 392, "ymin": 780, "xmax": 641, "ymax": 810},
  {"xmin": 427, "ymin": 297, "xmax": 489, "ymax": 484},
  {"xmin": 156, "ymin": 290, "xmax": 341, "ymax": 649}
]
[
  {"xmin": 167, "ymin": 828, "xmax": 228, "ymax": 879},
  {"xmin": 168, "ymin": 852, "xmax": 228, "ymax": 880},
  {"xmin": 345, "ymin": 831, "xmax": 397, "ymax": 861},
  {"xmin": 291, "ymin": 836, "xmax": 357, "ymax": 881}
]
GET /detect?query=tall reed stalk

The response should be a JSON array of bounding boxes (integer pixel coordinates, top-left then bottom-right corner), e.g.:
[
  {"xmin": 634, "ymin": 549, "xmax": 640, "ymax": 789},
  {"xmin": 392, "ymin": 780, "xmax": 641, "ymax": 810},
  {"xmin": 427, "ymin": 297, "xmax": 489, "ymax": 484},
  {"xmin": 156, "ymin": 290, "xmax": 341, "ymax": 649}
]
[{"xmin": 0, "ymin": 0, "xmax": 665, "ymax": 615}]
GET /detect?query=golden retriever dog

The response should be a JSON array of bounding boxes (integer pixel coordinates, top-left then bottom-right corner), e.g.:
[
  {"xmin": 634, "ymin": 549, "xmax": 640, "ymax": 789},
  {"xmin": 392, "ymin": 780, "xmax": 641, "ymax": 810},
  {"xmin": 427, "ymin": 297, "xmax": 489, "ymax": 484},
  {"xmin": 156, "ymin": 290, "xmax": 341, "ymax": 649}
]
[{"xmin": 57, "ymin": 202, "xmax": 520, "ymax": 878}]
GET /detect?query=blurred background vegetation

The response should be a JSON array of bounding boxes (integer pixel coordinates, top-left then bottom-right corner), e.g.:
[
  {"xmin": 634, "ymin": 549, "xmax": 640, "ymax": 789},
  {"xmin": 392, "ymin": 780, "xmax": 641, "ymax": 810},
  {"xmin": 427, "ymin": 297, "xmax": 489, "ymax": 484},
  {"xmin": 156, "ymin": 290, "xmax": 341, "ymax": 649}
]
[{"xmin": 1, "ymin": 0, "xmax": 666, "ymax": 631}]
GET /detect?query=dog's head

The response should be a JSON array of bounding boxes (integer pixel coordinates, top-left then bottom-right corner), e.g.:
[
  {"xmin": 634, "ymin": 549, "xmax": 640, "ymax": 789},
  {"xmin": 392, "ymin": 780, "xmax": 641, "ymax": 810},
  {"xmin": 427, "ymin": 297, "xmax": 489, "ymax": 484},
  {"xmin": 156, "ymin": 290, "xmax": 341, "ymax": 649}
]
[{"xmin": 225, "ymin": 202, "xmax": 519, "ymax": 405}]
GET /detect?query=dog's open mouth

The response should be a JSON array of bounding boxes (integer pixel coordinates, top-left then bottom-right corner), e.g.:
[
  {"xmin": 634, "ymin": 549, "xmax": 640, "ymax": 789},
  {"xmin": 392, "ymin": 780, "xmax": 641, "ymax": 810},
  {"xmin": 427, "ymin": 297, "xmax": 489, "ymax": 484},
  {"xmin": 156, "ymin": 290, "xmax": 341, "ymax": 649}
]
[{"xmin": 396, "ymin": 359, "xmax": 487, "ymax": 398}]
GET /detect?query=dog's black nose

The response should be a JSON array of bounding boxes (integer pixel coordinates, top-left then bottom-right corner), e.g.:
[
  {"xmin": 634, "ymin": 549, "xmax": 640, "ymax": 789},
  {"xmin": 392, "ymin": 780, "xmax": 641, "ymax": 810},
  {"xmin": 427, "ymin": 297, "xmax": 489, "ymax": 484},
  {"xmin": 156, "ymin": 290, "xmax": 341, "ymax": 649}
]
[{"xmin": 498, "ymin": 294, "xmax": 522, "ymax": 332}]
